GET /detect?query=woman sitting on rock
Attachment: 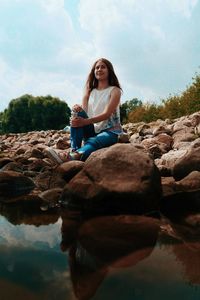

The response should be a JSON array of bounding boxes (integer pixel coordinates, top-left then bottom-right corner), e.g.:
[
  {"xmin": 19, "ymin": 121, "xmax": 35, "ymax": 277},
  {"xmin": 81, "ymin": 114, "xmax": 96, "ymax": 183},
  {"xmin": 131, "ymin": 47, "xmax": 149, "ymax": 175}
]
[{"xmin": 46, "ymin": 58, "xmax": 123, "ymax": 164}]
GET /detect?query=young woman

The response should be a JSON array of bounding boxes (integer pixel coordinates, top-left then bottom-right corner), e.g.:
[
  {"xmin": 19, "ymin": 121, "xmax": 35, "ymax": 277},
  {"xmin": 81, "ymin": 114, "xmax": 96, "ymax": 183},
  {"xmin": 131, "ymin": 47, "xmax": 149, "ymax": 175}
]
[{"xmin": 46, "ymin": 58, "xmax": 123, "ymax": 164}]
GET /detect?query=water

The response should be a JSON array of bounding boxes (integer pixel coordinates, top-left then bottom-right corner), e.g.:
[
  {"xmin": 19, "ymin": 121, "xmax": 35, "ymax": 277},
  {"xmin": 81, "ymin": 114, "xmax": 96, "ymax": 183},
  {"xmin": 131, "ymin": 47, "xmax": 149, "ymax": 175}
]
[{"xmin": 0, "ymin": 205, "xmax": 199, "ymax": 300}]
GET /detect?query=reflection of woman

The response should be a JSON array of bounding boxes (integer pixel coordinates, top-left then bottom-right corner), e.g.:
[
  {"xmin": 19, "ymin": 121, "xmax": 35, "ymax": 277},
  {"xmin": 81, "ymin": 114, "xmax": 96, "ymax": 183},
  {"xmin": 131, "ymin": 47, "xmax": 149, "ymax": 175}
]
[
  {"xmin": 60, "ymin": 215, "xmax": 107, "ymax": 300},
  {"xmin": 46, "ymin": 58, "xmax": 123, "ymax": 164}
]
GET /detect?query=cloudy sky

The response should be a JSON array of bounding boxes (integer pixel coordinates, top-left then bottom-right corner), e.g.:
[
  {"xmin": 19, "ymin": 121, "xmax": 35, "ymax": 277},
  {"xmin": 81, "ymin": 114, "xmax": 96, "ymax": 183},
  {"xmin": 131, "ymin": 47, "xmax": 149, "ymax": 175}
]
[{"xmin": 0, "ymin": 0, "xmax": 199, "ymax": 112}]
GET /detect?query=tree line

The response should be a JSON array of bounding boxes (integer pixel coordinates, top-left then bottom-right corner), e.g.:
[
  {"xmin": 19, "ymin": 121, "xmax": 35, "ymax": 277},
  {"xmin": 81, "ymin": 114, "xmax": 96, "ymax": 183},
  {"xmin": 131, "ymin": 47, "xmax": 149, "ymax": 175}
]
[{"xmin": 0, "ymin": 73, "xmax": 199, "ymax": 133}]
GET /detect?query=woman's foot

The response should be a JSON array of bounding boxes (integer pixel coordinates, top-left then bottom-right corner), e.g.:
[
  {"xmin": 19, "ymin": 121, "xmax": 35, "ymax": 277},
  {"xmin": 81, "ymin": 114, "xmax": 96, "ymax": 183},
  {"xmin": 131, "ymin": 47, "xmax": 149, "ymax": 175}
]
[{"xmin": 45, "ymin": 148, "xmax": 83, "ymax": 165}]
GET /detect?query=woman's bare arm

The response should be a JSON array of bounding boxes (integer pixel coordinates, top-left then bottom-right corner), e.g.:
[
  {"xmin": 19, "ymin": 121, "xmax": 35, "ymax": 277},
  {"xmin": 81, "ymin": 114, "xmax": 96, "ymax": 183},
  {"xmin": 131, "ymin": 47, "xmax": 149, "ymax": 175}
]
[{"xmin": 81, "ymin": 85, "xmax": 91, "ymax": 112}]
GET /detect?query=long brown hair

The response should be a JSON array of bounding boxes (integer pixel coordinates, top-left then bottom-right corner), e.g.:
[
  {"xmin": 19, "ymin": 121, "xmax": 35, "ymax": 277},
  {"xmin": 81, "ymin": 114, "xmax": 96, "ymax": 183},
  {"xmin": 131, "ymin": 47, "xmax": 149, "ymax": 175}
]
[{"xmin": 86, "ymin": 58, "xmax": 122, "ymax": 91}]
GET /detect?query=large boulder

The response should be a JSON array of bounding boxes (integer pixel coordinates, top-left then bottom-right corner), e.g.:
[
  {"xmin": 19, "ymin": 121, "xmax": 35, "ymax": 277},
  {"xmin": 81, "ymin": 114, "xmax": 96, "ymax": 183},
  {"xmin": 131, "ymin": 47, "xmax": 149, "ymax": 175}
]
[{"xmin": 62, "ymin": 144, "xmax": 162, "ymax": 214}]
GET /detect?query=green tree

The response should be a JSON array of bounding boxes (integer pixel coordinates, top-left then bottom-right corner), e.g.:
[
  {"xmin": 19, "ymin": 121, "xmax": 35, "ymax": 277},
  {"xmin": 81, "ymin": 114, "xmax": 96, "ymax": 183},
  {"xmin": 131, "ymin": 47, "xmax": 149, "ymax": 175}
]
[
  {"xmin": 120, "ymin": 98, "xmax": 142, "ymax": 123},
  {"xmin": 1, "ymin": 94, "xmax": 71, "ymax": 133},
  {"xmin": 0, "ymin": 112, "xmax": 3, "ymax": 134},
  {"xmin": 160, "ymin": 95, "xmax": 183, "ymax": 119},
  {"xmin": 181, "ymin": 74, "xmax": 200, "ymax": 114}
]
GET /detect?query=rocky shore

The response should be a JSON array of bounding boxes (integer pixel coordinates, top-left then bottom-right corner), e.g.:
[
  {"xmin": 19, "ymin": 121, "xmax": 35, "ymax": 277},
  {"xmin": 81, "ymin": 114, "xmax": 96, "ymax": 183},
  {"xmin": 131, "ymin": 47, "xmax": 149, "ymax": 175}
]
[
  {"xmin": 0, "ymin": 111, "xmax": 200, "ymax": 225},
  {"xmin": 1, "ymin": 111, "xmax": 200, "ymax": 298}
]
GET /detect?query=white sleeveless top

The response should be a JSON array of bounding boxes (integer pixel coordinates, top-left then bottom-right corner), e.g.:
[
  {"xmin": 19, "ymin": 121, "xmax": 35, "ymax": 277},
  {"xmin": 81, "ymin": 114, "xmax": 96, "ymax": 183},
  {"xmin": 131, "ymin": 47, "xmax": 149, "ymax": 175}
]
[{"xmin": 87, "ymin": 86, "xmax": 123, "ymax": 134}]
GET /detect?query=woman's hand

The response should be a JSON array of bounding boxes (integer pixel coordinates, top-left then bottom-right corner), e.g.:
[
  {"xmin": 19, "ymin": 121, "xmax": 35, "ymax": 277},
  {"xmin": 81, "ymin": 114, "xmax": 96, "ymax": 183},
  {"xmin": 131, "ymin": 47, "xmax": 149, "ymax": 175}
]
[
  {"xmin": 70, "ymin": 116, "xmax": 89, "ymax": 127},
  {"xmin": 72, "ymin": 104, "xmax": 82, "ymax": 112}
]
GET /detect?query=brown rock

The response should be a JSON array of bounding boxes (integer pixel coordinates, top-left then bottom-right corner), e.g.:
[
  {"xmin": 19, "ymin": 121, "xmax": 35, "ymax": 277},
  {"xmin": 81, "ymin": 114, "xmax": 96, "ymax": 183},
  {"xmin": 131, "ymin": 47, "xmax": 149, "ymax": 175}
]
[
  {"xmin": 161, "ymin": 176, "xmax": 177, "ymax": 197},
  {"xmin": 15, "ymin": 146, "xmax": 28, "ymax": 155},
  {"xmin": 141, "ymin": 134, "xmax": 173, "ymax": 158},
  {"xmin": 0, "ymin": 157, "xmax": 13, "ymax": 168},
  {"xmin": 57, "ymin": 160, "xmax": 84, "ymax": 182},
  {"xmin": 162, "ymin": 172, "xmax": 200, "ymax": 196},
  {"xmin": 0, "ymin": 171, "xmax": 35, "ymax": 199},
  {"xmin": 190, "ymin": 112, "xmax": 200, "ymax": 126},
  {"xmin": 118, "ymin": 133, "xmax": 130, "ymax": 143},
  {"xmin": 1, "ymin": 162, "xmax": 24, "ymax": 173},
  {"xmin": 173, "ymin": 141, "xmax": 200, "ymax": 180},
  {"xmin": 157, "ymin": 149, "xmax": 188, "ymax": 171},
  {"xmin": 172, "ymin": 126, "xmax": 196, "ymax": 149},
  {"xmin": 27, "ymin": 158, "xmax": 49, "ymax": 172},
  {"xmin": 152, "ymin": 125, "xmax": 172, "ymax": 136},
  {"xmin": 34, "ymin": 170, "xmax": 66, "ymax": 191},
  {"xmin": 30, "ymin": 148, "xmax": 45, "ymax": 159},
  {"xmin": 56, "ymin": 138, "xmax": 70, "ymax": 150},
  {"xmin": 62, "ymin": 144, "xmax": 162, "ymax": 214},
  {"xmin": 175, "ymin": 171, "xmax": 200, "ymax": 192},
  {"xmin": 39, "ymin": 188, "xmax": 63, "ymax": 208}
]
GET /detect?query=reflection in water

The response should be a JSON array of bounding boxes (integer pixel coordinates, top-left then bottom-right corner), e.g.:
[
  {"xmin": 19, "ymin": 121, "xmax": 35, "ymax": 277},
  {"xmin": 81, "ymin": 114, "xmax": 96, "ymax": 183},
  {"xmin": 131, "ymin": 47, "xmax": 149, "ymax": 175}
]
[
  {"xmin": 0, "ymin": 216, "xmax": 62, "ymax": 249},
  {"xmin": 0, "ymin": 215, "xmax": 74, "ymax": 300},
  {"xmin": 173, "ymin": 242, "xmax": 200, "ymax": 285},
  {"xmin": 160, "ymin": 214, "xmax": 200, "ymax": 287},
  {"xmin": 0, "ymin": 200, "xmax": 59, "ymax": 226},
  {"xmin": 0, "ymin": 202, "xmax": 199, "ymax": 300},
  {"xmin": 170, "ymin": 221, "xmax": 200, "ymax": 286},
  {"xmin": 61, "ymin": 214, "xmax": 160, "ymax": 300}
]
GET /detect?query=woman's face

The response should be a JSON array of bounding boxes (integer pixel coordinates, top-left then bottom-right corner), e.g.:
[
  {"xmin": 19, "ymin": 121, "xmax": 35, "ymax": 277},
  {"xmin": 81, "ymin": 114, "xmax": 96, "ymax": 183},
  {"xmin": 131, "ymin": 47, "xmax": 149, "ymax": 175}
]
[{"xmin": 94, "ymin": 60, "xmax": 109, "ymax": 81}]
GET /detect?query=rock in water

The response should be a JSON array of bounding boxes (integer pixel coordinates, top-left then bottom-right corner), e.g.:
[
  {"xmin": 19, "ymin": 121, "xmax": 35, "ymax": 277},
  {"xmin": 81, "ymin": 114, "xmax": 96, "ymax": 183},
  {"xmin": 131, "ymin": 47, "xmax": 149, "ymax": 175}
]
[{"xmin": 0, "ymin": 171, "xmax": 35, "ymax": 199}]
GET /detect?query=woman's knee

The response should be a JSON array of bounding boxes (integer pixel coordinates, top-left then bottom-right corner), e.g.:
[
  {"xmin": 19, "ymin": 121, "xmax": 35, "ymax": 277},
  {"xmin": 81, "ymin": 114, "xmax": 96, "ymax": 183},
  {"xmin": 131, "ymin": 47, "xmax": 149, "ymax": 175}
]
[
  {"xmin": 84, "ymin": 133, "xmax": 117, "ymax": 150},
  {"xmin": 96, "ymin": 132, "xmax": 118, "ymax": 147},
  {"xmin": 77, "ymin": 109, "xmax": 88, "ymax": 119}
]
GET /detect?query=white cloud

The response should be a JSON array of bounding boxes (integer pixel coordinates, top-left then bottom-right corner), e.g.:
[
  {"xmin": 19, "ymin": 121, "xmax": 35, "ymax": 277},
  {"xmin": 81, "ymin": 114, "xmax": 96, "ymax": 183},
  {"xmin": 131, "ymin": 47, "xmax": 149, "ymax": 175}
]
[
  {"xmin": 0, "ymin": 0, "xmax": 86, "ymax": 110},
  {"xmin": 0, "ymin": 0, "xmax": 199, "ymax": 111},
  {"xmin": 79, "ymin": 0, "xmax": 198, "ymax": 33},
  {"xmin": 39, "ymin": 0, "xmax": 65, "ymax": 12},
  {"xmin": 165, "ymin": 0, "xmax": 198, "ymax": 18},
  {"xmin": 0, "ymin": 65, "xmax": 84, "ymax": 110},
  {"xmin": 78, "ymin": 0, "xmax": 200, "ymax": 102}
]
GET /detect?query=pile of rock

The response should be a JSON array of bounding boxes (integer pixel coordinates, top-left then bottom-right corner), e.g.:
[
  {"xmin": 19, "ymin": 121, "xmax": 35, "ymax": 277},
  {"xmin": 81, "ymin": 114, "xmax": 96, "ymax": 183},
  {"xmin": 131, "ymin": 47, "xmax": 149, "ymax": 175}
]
[{"xmin": 0, "ymin": 111, "xmax": 200, "ymax": 220}]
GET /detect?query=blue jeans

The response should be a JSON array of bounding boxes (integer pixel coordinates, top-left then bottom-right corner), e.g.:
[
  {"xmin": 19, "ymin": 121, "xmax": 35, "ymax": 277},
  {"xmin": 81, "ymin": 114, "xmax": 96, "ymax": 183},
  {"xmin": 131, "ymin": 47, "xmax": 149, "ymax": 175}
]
[{"xmin": 70, "ymin": 110, "xmax": 118, "ymax": 161}]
